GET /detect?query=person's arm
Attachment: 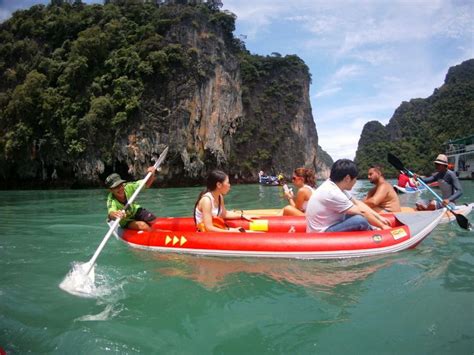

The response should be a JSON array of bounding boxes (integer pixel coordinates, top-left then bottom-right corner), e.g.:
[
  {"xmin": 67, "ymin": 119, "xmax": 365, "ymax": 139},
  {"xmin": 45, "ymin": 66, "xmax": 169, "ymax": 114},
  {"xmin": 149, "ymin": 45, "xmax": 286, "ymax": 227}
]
[
  {"xmin": 363, "ymin": 187, "xmax": 376, "ymax": 205},
  {"xmin": 347, "ymin": 199, "xmax": 391, "ymax": 230},
  {"xmin": 200, "ymin": 197, "xmax": 220, "ymax": 232},
  {"xmin": 108, "ymin": 210, "xmax": 126, "ymax": 220},
  {"xmin": 107, "ymin": 195, "xmax": 125, "ymax": 220},
  {"xmin": 200, "ymin": 198, "xmax": 242, "ymax": 232},
  {"xmin": 364, "ymin": 185, "xmax": 387, "ymax": 209},
  {"xmin": 284, "ymin": 189, "xmax": 295, "ymax": 207},
  {"xmin": 221, "ymin": 200, "xmax": 252, "ymax": 220},
  {"xmin": 446, "ymin": 173, "xmax": 463, "ymax": 203},
  {"xmin": 419, "ymin": 174, "xmax": 436, "ymax": 184},
  {"xmin": 145, "ymin": 166, "xmax": 156, "ymax": 188},
  {"xmin": 293, "ymin": 187, "xmax": 310, "ymax": 212}
]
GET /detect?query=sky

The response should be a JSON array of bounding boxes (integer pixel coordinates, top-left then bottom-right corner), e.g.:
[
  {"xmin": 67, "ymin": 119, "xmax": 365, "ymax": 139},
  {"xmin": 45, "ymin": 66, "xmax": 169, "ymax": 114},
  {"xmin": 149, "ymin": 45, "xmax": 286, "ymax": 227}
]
[{"xmin": 1, "ymin": 0, "xmax": 473, "ymax": 161}]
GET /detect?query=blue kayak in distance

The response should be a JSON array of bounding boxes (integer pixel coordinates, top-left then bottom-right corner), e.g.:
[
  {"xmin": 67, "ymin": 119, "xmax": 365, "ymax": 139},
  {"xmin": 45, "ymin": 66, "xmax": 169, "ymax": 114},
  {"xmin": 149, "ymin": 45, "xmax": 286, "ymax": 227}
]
[
  {"xmin": 259, "ymin": 175, "xmax": 280, "ymax": 186},
  {"xmin": 393, "ymin": 184, "xmax": 427, "ymax": 194}
]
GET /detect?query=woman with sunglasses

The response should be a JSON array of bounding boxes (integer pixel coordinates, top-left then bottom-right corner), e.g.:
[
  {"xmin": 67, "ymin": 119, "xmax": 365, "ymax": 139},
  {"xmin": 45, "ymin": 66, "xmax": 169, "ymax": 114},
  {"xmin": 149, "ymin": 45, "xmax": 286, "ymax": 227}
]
[{"xmin": 282, "ymin": 167, "xmax": 317, "ymax": 216}]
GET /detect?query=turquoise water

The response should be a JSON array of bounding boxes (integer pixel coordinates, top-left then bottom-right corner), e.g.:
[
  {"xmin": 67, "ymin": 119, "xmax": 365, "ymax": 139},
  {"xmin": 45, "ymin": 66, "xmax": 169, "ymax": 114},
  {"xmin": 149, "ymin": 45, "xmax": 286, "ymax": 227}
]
[{"xmin": 1, "ymin": 181, "xmax": 473, "ymax": 354}]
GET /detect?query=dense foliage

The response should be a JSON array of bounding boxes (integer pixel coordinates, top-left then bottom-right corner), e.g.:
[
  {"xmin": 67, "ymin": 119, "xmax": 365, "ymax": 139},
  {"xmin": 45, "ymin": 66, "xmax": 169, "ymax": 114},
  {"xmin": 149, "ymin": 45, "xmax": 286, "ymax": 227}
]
[
  {"xmin": 355, "ymin": 59, "xmax": 474, "ymax": 177},
  {"xmin": 231, "ymin": 52, "xmax": 317, "ymax": 175},
  {"xmin": 0, "ymin": 1, "xmax": 239, "ymax": 185},
  {"xmin": 0, "ymin": 0, "xmax": 332, "ymax": 187}
]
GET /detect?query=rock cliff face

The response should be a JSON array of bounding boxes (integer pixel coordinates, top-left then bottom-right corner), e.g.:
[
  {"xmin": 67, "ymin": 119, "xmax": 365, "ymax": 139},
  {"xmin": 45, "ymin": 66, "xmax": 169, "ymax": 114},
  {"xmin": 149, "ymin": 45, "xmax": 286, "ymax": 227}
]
[
  {"xmin": 354, "ymin": 59, "xmax": 474, "ymax": 176},
  {"xmin": 229, "ymin": 54, "xmax": 325, "ymax": 181},
  {"xmin": 0, "ymin": 3, "xmax": 331, "ymax": 188}
]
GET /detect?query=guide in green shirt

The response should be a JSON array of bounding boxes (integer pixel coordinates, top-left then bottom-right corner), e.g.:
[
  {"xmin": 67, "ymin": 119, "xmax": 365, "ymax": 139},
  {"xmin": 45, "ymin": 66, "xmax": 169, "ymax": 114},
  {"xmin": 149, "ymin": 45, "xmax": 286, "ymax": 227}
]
[{"xmin": 105, "ymin": 166, "xmax": 158, "ymax": 230}]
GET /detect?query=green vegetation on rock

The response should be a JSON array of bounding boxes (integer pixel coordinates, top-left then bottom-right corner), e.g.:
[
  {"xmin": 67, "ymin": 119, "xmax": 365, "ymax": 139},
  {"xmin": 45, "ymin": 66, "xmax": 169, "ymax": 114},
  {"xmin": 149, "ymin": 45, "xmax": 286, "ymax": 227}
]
[
  {"xmin": 0, "ymin": 0, "xmax": 330, "ymax": 188},
  {"xmin": 355, "ymin": 59, "xmax": 474, "ymax": 177}
]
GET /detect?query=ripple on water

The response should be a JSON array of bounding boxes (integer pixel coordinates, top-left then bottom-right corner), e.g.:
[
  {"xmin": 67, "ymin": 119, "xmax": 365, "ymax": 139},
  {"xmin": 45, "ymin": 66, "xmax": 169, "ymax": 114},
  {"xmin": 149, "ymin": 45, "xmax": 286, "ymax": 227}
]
[{"xmin": 74, "ymin": 303, "xmax": 124, "ymax": 322}]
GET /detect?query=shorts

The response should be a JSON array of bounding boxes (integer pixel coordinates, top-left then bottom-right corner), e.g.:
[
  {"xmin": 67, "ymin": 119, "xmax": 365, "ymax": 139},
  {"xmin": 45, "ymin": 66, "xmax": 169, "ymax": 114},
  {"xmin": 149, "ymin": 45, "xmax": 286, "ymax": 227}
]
[{"xmin": 124, "ymin": 208, "xmax": 157, "ymax": 227}]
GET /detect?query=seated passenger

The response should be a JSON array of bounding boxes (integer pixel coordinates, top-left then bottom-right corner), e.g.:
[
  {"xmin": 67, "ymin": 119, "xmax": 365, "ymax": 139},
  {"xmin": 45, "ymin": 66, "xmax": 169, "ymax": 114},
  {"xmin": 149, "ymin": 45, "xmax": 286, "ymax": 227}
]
[
  {"xmin": 364, "ymin": 165, "xmax": 401, "ymax": 212},
  {"xmin": 306, "ymin": 159, "xmax": 391, "ymax": 233},
  {"xmin": 194, "ymin": 170, "xmax": 250, "ymax": 232},
  {"xmin": 282, "ymin": 168, "xmax": 316, "ymax": 216},
  {"xmin": 397, "ymin": 171, "xmax": 417, "ymax": 188}
]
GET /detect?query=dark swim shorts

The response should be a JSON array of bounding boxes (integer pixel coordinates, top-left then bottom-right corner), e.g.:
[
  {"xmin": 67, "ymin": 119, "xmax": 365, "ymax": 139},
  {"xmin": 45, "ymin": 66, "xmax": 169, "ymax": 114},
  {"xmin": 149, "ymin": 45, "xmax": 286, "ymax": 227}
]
[{"xmin": 124, "ymin": 208, "xmax": 157, "ymax": 227}]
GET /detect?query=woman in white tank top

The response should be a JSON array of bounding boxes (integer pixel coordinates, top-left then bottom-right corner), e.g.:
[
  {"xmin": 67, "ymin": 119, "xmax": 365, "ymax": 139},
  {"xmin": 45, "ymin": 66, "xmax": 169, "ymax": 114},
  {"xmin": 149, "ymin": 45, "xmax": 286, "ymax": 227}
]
[
  {"xmin": 194, "ymin": 170, "xmax": 251, "ymax": 232},
  {"xmin": 282, "ymin": 167, "xmax": 317, "ymax": 216}
]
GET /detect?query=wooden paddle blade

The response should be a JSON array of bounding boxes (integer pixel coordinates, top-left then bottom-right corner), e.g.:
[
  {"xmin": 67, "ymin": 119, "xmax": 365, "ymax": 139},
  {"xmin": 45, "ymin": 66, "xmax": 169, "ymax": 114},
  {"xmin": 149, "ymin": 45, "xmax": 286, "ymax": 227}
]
[{"xmin": 387, "ymin": 153, "xmax": 405, "ymax": 171}]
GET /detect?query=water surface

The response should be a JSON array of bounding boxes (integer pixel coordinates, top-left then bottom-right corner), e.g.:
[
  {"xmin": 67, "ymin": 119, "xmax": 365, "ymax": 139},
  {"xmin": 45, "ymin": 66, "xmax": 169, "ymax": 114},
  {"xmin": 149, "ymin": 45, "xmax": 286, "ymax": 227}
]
[{"xmin": 1, "ymin": 181, "xmax": 473, "ymax": 353}]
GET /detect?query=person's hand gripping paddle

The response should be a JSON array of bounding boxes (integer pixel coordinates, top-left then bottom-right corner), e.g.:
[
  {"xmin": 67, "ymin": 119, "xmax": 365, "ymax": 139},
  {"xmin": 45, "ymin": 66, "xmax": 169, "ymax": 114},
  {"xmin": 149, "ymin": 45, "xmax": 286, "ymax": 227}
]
[
  {"xmin": 60, "ymin": 147, "xmax": 169, "ymax": 297},
  {"xmin": 387, "ymin": 153, "xmax": 471, "ymax": 230}
]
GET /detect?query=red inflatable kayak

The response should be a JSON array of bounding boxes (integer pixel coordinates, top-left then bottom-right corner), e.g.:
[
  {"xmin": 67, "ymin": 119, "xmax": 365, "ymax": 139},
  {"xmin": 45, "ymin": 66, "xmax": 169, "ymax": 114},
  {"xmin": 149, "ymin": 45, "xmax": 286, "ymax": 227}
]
[
  {"xmin": 246, "ymin": 203, "xmax": 473, "ymax": 225},
  {"xmin": 114, "ymin": 210, "xmax": 444, "ymax": 259}
]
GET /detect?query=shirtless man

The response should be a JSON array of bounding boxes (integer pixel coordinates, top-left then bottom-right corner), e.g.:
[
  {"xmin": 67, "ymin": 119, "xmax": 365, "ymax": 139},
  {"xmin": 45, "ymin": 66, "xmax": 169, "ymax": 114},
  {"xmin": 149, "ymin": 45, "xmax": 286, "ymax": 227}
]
[{"xmin": 364, "ymin": 165, "xmax": 401, "ymax": 212}]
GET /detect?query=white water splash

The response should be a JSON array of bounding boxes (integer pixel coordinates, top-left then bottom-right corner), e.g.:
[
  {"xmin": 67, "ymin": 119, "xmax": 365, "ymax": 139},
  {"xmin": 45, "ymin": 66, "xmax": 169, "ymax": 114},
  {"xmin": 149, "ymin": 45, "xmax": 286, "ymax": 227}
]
[
  {"xmin": 60, "ymin": 262, "xmax": 126, "ymax": 299},
  {"xmin": 59, "ymin": 261, "xmax": 99, "ymax": 298},
  {"xmin": 75, "ymin": 304, "xmax": 123, "ymax": 322}
]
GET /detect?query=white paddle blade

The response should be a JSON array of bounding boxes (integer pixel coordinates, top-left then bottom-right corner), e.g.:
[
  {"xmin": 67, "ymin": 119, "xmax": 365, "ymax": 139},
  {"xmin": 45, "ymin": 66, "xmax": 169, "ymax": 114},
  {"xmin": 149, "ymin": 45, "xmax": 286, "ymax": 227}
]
[
  {"xmin": 154, "ymin": 146, "xmax": 169, "ymax": 169},
  {"xmin": 59, "ymin": 261, "xmax": 97, "ymax": 298},
  {"xmin": 61, "ymin": 146, "xmax": 170, "ymax": 297}
]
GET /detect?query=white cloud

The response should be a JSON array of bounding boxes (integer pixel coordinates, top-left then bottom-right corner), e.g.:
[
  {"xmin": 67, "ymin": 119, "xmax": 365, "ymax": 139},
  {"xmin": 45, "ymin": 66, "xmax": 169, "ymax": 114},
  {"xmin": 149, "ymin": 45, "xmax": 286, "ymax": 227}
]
[
  {"xmin": 314, "ymin": 100, "xmax": 397, "ymax": 124},
  {"xmin": 314, "ymin": 86, "xmax": 341, "ymax": 98},
  {"xmin": 227, "ymin": 0, "xmax": 473, "ymax": 61},
  {"xmin": 317, "ymin": 129, "xmax": 361, "ymax": 161},
  {"xmin": 432, "ymin": 5, "xmax": 474, "ymax": 39},
  {"xmin": 313, "ymin": 64, "xmax": 363, "ymax": 99},
  {"xmin": 380, "ymin": 75, "xmax": 403, "ymax": 84},
  {"xmin": 332, "ymin": 64, "xmax": 363, "ymax": 82},
  {"xmin": 313, "ymin": 63, "xmax": 453, "ymax": 161},
  {"xmin": 223, "ymin": 1, "xmax": 287, "ymax": 39},
  {"xmin": 350, "ymin": 48, "xmax": 394, "ymax": 66}
]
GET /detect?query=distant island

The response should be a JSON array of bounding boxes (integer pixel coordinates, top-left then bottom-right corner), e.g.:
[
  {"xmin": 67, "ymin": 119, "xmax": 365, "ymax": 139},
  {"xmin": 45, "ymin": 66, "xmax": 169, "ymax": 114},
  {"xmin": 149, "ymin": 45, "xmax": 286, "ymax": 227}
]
[{"xmin": 355, "ymin": 59, "xmax": 474, "ymax": 178}]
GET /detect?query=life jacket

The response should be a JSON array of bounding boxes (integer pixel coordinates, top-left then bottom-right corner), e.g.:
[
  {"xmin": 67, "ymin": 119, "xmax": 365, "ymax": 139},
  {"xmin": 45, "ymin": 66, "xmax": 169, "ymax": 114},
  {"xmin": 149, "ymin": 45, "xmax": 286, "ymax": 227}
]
[{"xmin": 196, "ymin": 216, "xmax": 229, "ymax": 232}]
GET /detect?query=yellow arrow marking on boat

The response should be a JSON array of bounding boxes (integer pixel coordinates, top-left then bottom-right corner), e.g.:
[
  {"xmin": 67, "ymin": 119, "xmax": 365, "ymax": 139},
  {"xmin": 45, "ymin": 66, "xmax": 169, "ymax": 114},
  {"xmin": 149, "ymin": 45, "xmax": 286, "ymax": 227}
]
[
  {"xmin": 165, "ymin": 235, "xmax": 187, "ymax": 247},
  {"xmin": 391, "ymin": 228, "xmax": 407, "ymax": 240},
  {"xmin": 249, "ymin": 220, "xmax": 269, "ymax": 232}
]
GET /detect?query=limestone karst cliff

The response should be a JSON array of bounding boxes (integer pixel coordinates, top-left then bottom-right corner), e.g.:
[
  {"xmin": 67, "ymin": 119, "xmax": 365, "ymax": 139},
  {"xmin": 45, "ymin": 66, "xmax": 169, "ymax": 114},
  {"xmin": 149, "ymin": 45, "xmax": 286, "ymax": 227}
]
[
  {"xmin": 355, "ymin": 59, "xmax": 474, "ymax": 176},
  {"xmin": 0, "ymin": 1, "xmax": 332, "ymax": 188}
]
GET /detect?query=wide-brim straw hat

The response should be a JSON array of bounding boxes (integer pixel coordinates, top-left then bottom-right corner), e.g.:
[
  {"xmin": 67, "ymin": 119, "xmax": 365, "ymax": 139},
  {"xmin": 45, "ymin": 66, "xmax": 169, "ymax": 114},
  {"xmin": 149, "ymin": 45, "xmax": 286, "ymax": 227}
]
[{"xmin": 433, "ymin": 154, "xmax": 448, "ymax": 166}]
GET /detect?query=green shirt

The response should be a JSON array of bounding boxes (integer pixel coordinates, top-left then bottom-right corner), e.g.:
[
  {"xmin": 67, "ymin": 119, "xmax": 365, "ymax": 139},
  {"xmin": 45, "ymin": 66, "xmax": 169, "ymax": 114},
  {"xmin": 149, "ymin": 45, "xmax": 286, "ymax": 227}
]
[{"xmin": 107, "ymin": 180, "xmax": 144, "ymax": 227}]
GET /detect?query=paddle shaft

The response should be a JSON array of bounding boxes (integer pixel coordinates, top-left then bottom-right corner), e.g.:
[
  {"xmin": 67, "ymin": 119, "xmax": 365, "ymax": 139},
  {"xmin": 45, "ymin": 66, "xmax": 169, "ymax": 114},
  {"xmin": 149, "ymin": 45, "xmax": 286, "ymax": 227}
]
[
  {"xmin": 85, "ymin": 147, "xmax": 168, "ymax": 275},
  {"xmin": 387, "ymin": 153, "xmax": 470, "ymax": 230},
  {"xmin": 405, "ymin": 169, "xmax": 470, "ymax": 229},
  {"xmin": 403, "ymin": 168, "xmax": 456, "ymax": 212}
]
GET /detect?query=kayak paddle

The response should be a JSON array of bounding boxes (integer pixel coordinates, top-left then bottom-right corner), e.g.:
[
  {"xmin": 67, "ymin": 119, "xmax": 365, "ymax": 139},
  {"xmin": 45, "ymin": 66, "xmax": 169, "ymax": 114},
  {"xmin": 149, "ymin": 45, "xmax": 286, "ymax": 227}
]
[
  {"xmin": 84, "ymin": 146, "xmax": 169, "ymax": 275},
  {"xmin": 387, "ymin": 153, "xmax": 471, "ymax": 230}
]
